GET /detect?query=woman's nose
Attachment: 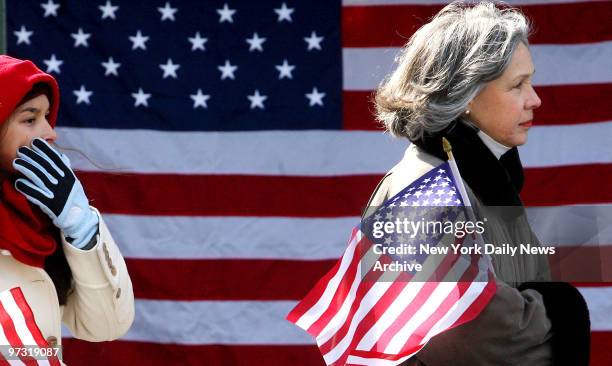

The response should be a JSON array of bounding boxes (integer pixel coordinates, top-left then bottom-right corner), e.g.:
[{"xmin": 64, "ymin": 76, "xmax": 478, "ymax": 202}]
[{"xmin": 527, "ymin": 85, "xmax": 542, "ymax": 110}]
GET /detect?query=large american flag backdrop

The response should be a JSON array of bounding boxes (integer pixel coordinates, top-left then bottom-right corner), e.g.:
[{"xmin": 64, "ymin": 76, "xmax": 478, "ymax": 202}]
[{"xmin": 5, "ymin": 0, "xmax": 612, "ymax": 365}]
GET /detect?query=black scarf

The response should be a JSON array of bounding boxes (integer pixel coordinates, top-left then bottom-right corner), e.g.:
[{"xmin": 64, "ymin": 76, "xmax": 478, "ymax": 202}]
[{"xmin": 410, "ymin": 120, "xmax": 525, "ymax": 207}]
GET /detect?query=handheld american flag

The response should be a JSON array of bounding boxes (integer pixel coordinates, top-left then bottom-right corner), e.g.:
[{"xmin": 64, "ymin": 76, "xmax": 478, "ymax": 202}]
[{"xmin": 287, "ymin": 160, "xmax": 497, "ymax": 366}]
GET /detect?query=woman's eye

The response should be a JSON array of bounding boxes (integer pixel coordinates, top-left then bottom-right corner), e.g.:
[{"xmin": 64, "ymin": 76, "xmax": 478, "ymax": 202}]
[
  {"xmin": 24, "ymin": 118, "xmax": 36, "ymax": 124},
  {"xmin": 513, "ymin": 82, "xmax": 523, "ymax": 89}
]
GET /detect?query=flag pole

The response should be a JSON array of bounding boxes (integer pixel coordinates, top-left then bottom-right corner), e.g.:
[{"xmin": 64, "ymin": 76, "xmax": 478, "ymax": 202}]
[{"xmin": 442, "ymin": 138, "xmax": 496, "ymax": 275}]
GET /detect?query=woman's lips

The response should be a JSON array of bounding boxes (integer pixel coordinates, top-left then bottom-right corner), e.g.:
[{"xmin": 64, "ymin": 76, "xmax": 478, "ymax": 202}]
[{"xmin": 519, "ymin": 120, "xmax": 533, "ymax": 128}]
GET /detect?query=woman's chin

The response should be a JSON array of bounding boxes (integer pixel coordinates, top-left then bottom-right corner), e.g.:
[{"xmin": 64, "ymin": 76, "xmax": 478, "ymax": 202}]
[{"xmin": 507, "ymin": 132, "xmax": 528, "ymax": 147}]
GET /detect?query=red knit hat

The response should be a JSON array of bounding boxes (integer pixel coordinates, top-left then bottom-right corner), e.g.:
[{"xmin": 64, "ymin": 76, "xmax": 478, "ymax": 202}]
[{"xmin": 0, "ymin": 55, "xmax": 60, "ymax": 127}]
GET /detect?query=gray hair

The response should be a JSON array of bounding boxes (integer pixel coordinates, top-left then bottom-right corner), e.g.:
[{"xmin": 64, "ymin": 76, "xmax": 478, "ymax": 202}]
[{"xmin": 375, "ymin": 1, "xmax": 530, "ymax": 140}]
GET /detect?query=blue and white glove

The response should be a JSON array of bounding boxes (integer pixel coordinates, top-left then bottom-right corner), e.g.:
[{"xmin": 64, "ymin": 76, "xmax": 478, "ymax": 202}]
[{"xmin": 13, "ymin": 138, "xmax": 99, "ymax": 249}]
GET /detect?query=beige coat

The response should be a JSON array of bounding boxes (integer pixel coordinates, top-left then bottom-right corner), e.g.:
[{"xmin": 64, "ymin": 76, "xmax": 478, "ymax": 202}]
[
  {"xmin": 366, "ymin": 144, "xmax": 553, "ymax": 366},
  {"xmin": 0, "ymin": 208, "xmax": 134, "ymax": 364}
]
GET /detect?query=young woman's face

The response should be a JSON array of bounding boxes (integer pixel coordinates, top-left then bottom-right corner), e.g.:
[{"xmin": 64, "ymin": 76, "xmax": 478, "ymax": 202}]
[
  {"xmin": 468, "ymin": 42, "xmax": 542, "ymax": 147},
  {"xmin": 0, "ymin": 94, "xmax": 57, "ymax": 172}
]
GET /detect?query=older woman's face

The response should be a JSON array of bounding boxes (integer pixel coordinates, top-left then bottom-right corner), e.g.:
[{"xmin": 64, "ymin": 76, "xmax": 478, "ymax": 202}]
[{"xmin": 468, "ymin": 43, "xmax": 541, "ymax": 147}]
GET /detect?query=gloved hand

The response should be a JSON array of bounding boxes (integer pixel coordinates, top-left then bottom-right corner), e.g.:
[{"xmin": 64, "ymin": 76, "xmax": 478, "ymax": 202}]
[{"xmin": 12, "ymin": 138, "xmax": 99, "ymax": 249}]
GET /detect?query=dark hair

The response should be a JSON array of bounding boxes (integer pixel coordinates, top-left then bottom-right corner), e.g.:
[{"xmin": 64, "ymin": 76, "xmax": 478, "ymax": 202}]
[
  {"xmin": 19, "ymin": 83, "xmax": 53, "ymax": 108},
  {"xmin": 45, "ymin": 231, "xmax": 74, "ymax": 306}
]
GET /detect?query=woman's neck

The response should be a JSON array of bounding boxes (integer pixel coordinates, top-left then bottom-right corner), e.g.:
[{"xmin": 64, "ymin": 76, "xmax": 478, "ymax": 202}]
[{"xmin": 477, "ymin": 130, "xmax": 511, "ymax": 159}]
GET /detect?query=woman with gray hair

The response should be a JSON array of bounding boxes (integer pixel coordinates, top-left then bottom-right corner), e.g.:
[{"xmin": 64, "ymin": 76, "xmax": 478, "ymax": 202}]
[{"xmin": 366, "ymin": 1, "xmax": 590, "ymax": 365}]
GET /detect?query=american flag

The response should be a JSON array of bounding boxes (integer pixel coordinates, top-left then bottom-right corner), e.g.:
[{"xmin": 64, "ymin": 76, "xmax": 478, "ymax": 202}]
[
  {"xmin": 5, "ymin": 0, "xmax": 612, "ymax": 365},
  {"xmin": 0, "ymin": 287, "xmax": 61, "ymax": 365},
  {"xmin": 287, "ymin": 162, "xmax": 497, "ymax": 366}
]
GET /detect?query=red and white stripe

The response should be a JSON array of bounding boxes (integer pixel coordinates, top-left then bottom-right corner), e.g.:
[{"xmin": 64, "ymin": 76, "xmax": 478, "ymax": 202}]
[
  {"xmin": 287, "ymin": 216, "xmax": 496, "ymax": 366},
  {"xmin": 0, "ymin": 288, "xmax": 61, "ymax": 366},
  {"xmin": 57, "ymin": 1, "xmax": 612, "ymax": 365}
]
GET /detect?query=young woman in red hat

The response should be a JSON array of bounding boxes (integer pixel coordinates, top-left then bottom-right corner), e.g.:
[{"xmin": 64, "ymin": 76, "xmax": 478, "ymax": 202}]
[{"xmin": 0, "ymin": 55, "xmax": 134, "ymax": 363}]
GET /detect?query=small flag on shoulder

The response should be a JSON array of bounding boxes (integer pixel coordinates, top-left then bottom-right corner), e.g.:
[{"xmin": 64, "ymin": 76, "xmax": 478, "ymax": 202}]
[{"xmin": 287, "ymin": 157, "xmax": 497, "ymax": 366}]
